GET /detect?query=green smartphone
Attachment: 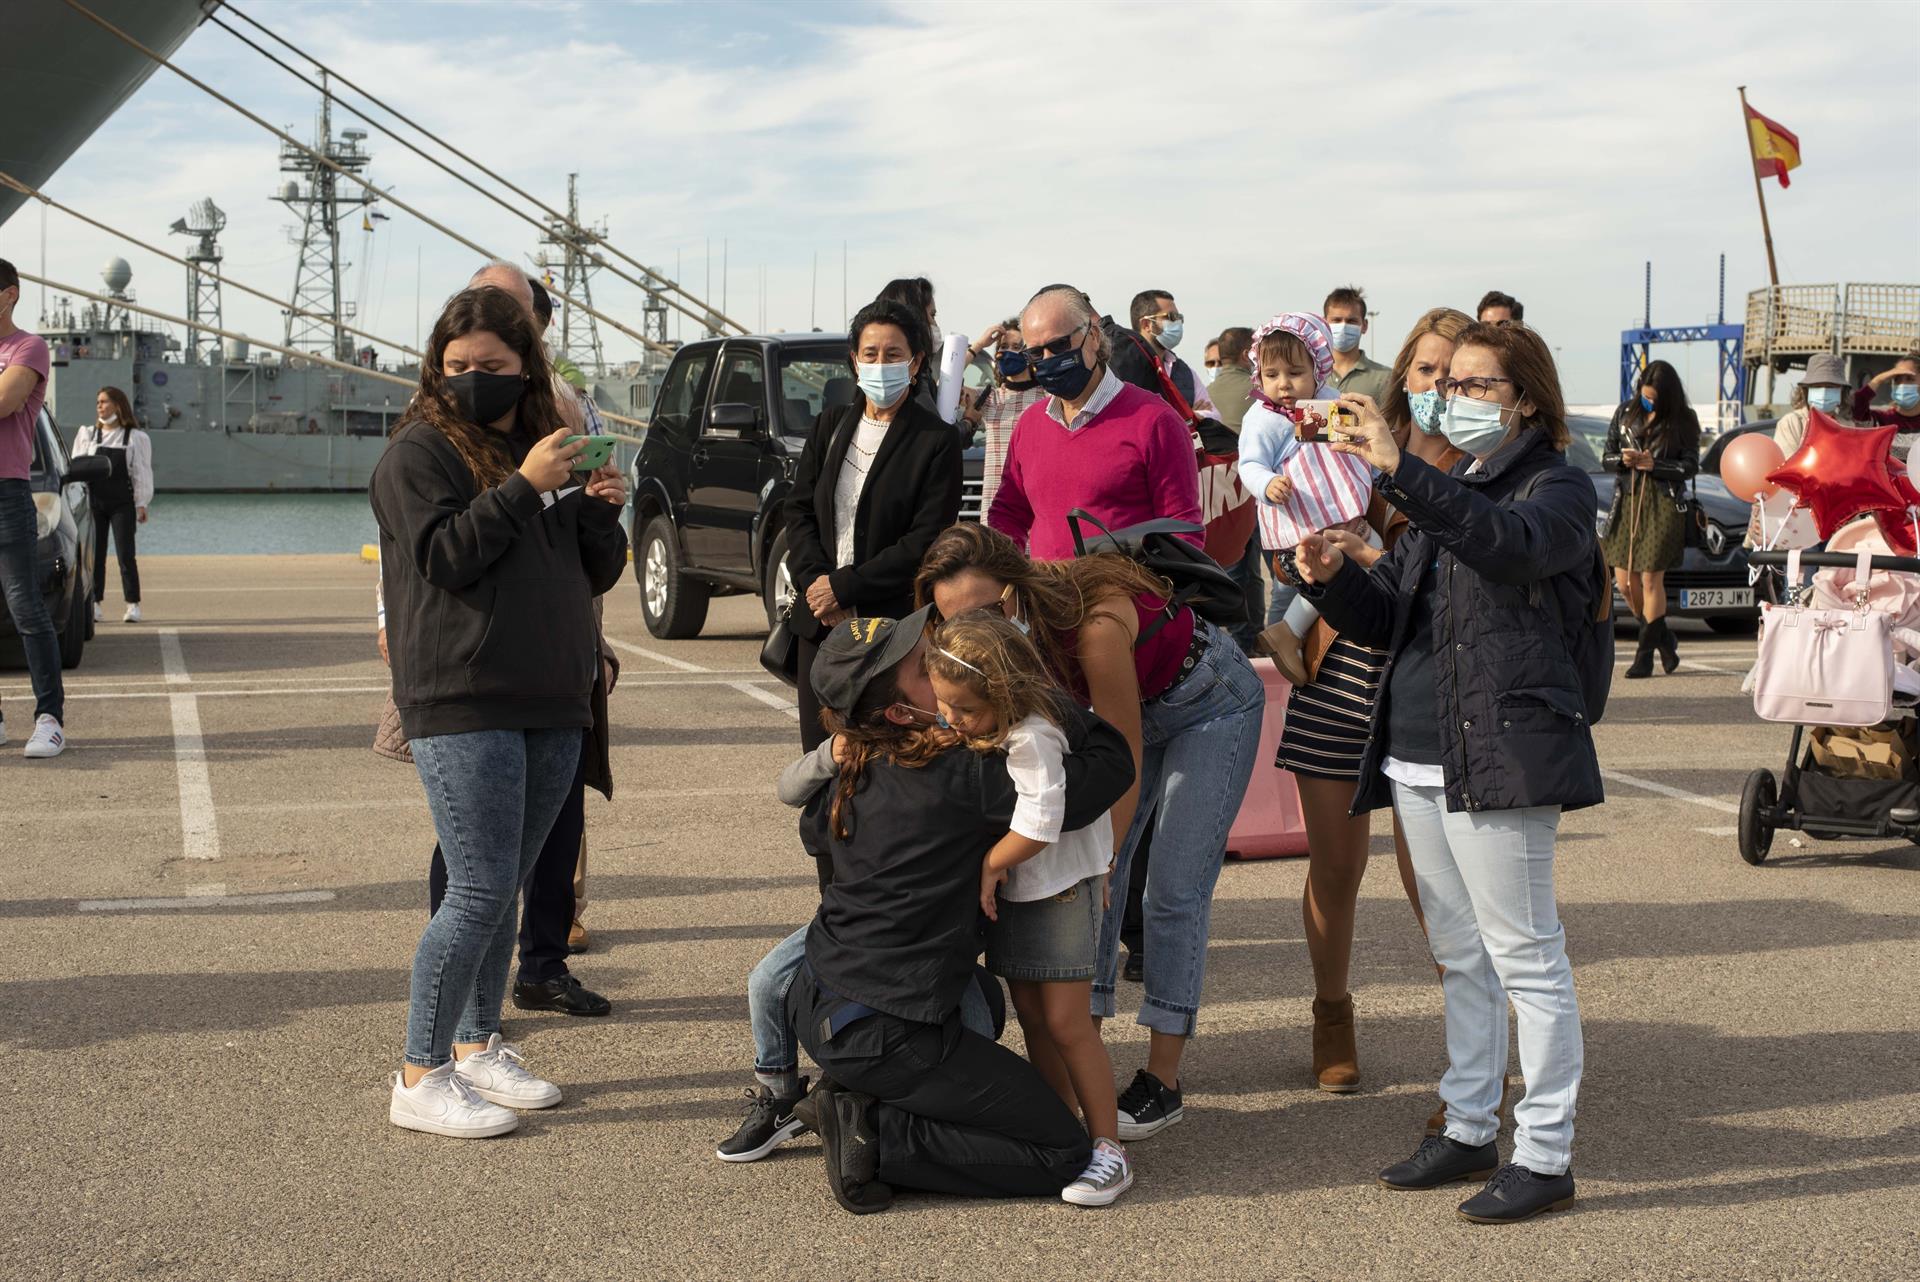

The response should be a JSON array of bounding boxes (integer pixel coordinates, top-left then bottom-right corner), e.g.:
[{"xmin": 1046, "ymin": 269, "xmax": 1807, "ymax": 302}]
[{"xmin": 565, "ymin": 434, "xmax": 618, "ymax": 472}]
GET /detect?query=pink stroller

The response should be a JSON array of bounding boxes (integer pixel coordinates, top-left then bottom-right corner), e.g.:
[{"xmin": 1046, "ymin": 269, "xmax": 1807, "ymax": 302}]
[{"xmin": 1740, "ymin": 519, "xmax": 1920, "ymax": 864}]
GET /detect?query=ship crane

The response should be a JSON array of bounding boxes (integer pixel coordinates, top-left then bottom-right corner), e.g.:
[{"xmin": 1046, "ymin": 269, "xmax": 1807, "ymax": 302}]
[{"xmin": 169, "ymin": 196, "xmax": 226, "ymax": 366}]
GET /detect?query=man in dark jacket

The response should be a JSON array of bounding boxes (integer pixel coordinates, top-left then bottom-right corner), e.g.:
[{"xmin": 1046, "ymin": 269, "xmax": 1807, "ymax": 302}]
[{"xmin": 788, "ymin": 607, "xmax": 1134, "ymax": 1214}]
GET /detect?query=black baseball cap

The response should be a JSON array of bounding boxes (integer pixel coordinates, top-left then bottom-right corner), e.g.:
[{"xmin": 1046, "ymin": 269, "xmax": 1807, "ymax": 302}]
[{"xmin": 810, "ymin": 605, "xmax": 933, "ymax": 717}]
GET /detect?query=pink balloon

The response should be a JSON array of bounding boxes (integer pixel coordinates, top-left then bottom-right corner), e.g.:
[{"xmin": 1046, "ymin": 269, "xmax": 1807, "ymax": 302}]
[{"xmin": 1721, "ymin": 431, "xmax": 1786, "ymax": 503}]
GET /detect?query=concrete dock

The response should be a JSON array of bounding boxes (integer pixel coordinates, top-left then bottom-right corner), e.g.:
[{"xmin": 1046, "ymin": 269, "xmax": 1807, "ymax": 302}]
[{"xmin": 3, "ymin": 554, "xmax": 1917, "ymax": 1280}]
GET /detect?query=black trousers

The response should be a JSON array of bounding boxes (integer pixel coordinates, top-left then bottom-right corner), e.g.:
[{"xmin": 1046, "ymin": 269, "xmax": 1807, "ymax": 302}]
[
  {"xmin": 1232, "ymin": 537, "xmax": 1265, "ymax": 649},
  {"xmin": 789, "ymin": 972, "xmax": 1090, "ymax": 1198},
  {"xmin": 429, "ymin": 731, "xmax": 587, "ymax": 986},
  {"xmin": 1120, "ymin": 815, "xmax": 1154, "ymax": 958},
  {"xmin": 92, "ymin": 500, "xmax": 140, "ymax": 604}
]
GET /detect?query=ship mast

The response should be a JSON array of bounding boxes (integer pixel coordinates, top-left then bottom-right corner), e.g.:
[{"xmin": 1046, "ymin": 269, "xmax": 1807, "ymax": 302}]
[
  {"xmin": 274, "ymin": 72, "xmax": 372, "ymax": 362},
  {"xmin": 536, "ymin": 173, "xmax": 607, "ymax": 378}
]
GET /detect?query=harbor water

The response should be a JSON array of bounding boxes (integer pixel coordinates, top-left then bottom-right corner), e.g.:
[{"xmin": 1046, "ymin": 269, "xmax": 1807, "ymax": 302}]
[{"xmin": 135, "ymin": 493, "xmax": 380, "ymax": 556}]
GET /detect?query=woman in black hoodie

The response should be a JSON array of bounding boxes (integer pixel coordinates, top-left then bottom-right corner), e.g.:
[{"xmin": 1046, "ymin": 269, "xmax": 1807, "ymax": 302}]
[{"xmin": 371, "ymin": 287, "xmax": 628, "ymax": 1138}]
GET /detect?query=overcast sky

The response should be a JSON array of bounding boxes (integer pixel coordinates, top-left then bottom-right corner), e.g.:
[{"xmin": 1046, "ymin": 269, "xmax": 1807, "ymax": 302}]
[{"xmin": 14, "ymin": 0, "xmax": 1920, "ymax": 405}]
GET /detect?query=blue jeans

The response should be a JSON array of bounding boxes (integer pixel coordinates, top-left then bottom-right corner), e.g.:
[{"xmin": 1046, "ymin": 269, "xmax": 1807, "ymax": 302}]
[
  {"xmin": 749, "ymin": 924, "xmax": 1000, "ymax": 1073},
  {"xmin": 0, "ymin": 479, "xmax": 64, "ymax": 722},
  {"xmin": 1093, "ymin": 621, "xmax": 1265, "ymax": 1035},
  {"xmin": 405, "ymin": 727, "xmax": 582, "ymax": 1067},
  {"xmin": 1392, "ymin": 780, "xmax": 1582, "ymax": 1175}
]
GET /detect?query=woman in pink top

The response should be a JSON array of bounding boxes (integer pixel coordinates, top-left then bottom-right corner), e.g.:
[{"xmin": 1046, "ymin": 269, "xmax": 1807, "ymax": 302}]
[
  {"xmin": 986, "ymin": 285, "xmax": 1203, "ymax": 559},
  {"xmin": 918, "ymin": 522, "xmax": 1263, "ymax": 1143}
]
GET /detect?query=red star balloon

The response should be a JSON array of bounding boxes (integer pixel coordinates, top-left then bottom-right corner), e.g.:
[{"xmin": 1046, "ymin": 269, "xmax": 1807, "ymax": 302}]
[
  {"xmin": 1765, "ymin": 408, "xmax": 1904, "ymax": 540},
  {"xmin": 1873, "ymin": 457, "xmax": 1920, "ymax": 555}
]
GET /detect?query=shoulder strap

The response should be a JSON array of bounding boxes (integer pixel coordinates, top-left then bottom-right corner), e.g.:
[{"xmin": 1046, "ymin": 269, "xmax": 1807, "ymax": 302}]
[{"xmin": 1120, "ymin": 330, "xmax": 1196, "ymax": 425}]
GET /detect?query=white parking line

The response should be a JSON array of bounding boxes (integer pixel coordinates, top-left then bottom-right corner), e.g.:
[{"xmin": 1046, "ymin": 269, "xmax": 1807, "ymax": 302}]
[
  {"xmin": 729, "ymin": 680, "xmax": 800, "ymax": 719},
  {"xmin": 606, "ymin": 637, "xmax": 707, "ymax": 673},
  {"xmin": 1601, "ymin": 767, "xmax": 1739, "ymax": 814},
  {"xmin": 55, "ymin": 677, "xmax": 795, "ymax": 701},
  {"xmin": 78, "ymin": 890, "xmax": 336, "ymax": 912},
  {"xmin": 1695, "ymin": 826, "xmax": 1738, "ymax": 837},
  {"xmin": 158, "ymin": 629, "xmax": 220, "ymax": 861},
  {"xmin": 607, "ymin": 636, "xmax": 799, "ymax": 717}
]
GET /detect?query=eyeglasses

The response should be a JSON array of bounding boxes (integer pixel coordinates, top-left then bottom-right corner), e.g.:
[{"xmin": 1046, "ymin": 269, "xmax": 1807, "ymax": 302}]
[
  {"xmin": 1434, "ymin": 376, "xmax": 1516, "ymax": 401},
  {"xmin": 1203, "ymin": 359, "xmax": 1221, "ymax": 369},
  {"xmin": 1150, "ymin": 311, "xmax": 1185, "ymax": 324}
]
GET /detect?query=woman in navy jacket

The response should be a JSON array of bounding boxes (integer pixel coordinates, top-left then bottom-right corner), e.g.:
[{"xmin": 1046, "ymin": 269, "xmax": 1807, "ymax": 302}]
[{"xmin": 1296, "ymin": 321, "xmax": 1602, "ymax": 1225}]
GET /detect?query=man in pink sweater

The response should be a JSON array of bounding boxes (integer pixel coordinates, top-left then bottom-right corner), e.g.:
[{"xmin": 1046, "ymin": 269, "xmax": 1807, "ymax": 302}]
[{"xmin": 987, "ymin": 285, "xmax": 1202, "ymax": 560}]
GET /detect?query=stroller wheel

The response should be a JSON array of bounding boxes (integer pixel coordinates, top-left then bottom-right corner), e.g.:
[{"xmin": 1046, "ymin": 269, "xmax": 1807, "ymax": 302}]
[{"xmin": 1738, "ymin": 769, "xmax": 1778, "ymax": 865}]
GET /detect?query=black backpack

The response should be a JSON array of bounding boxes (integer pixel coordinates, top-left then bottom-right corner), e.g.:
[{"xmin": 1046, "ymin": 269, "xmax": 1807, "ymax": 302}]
[
  {"xmin": 1065, "ymin": 508, "xmax": 1245, "ymax": 645},
  {"xmin": 1513, "ymin": 470, "xmax": 1616, "ymax": 725}
]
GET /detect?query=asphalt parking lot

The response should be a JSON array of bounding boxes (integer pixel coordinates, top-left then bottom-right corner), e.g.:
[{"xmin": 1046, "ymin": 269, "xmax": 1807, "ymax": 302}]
[{"xmin": 2, "ymin": 554, "xmax": 1917, "ymax": 1281}]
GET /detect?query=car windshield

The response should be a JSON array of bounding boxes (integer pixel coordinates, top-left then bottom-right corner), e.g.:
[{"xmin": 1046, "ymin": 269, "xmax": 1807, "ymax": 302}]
[
  {"xmin": 779, "ymin": 348, "xmax": 856, "ymax": 435},
  {"xmin": 1566, "ymin": 415, "xmax": 1608, "ymax": 474}
]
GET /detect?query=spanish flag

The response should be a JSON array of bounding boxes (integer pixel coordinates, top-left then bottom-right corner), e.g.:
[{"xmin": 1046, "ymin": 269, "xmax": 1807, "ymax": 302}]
[{"xmin": 1745, "ymin": 102, "xmax": 1801, "ymax": 188}]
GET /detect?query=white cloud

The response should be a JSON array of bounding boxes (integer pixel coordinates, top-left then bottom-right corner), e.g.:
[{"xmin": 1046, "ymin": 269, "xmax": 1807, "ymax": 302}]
[{"xmin": 15, "ymin": 0, "xmax": 1919, "ymax": 404}]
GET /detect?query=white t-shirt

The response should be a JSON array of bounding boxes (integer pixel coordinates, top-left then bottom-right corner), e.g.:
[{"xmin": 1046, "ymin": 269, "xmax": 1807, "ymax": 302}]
[
  {"xmin": 1001, "ymin": 713, "xmax": 1114, "ymax": 902},
  {"xmin": 832, "ymin": 414, "xmax": 890, "ymax": 569}
]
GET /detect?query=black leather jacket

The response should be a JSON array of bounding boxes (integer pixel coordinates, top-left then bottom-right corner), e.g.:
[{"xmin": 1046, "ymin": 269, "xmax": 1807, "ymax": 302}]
[
  {"xmin": 1601, "ymin": 401, "xmax": 1699, "ymax": 524},
  {"xmin": 1311, "ymin": 432, "xmax": 1605, "ymax": 816}
]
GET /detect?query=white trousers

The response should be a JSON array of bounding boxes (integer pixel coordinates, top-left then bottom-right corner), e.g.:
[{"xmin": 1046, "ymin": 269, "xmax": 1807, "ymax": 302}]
[{"xmin": 1391, "ymin": 780, "xmax": 1583, "ymax": 1175}]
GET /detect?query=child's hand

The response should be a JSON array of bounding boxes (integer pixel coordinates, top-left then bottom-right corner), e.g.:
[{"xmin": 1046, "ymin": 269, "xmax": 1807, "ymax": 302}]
[
  {"xmin": 980, "ymin": 860, "xmax": 1008, "ymax": 921},
  {"xmin": 1265, "ymin": 475, "xmax": 1294, "ymax": 504}
]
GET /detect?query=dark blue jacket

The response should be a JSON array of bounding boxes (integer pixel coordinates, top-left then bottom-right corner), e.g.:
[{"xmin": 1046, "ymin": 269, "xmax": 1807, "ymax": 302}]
[{"xmin": 1311, "ymin": 430, "xmax": 1605, "ymax": 816}]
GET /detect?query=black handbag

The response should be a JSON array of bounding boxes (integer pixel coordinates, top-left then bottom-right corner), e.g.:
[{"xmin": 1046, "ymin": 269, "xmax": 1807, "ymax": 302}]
[{"xmin": 760, "ymin": 604, "xmax": 799, "ymax": 688}]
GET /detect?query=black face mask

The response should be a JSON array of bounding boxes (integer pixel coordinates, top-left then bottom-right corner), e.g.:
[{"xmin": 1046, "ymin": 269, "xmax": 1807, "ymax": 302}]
[{"xmin": 445, "ymin": 370, "xmax": 525, "ymax": 426}]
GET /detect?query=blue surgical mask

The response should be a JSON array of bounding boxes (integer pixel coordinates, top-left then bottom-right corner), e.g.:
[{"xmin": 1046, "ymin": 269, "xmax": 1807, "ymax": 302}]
[
  {"xmin": 857, "ymin": 360, "xmax": 913, "ymax": 409},
  {"xmin": 1328, "ymin": 322, "xmax": 1363, "ymax": 354},
  {"xmin": 1440, "ymin": 394, "xmax": 1515, "ymax": 457},
  {"xmin": 1806, "ymin": 386, "xmax": 1842, "ymax": 413},
  {"xmin": 1156, "ymin": 319, "xmax": 1184, "ymax": 350},
  {"xmin": 1639, "ymin": 395, "xmax": 1656, "ymax": 413},
  {"xmin": 1893, "ymin": 383, "xmax": 1920, "ymax": 411},
  {"xmin": 1408, "ymin": 387, "xmax": 1445, "ymax": 435}
]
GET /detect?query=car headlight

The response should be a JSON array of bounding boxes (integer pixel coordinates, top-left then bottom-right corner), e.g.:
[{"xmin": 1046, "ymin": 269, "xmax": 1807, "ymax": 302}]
[{"xmin": 31, "ymin": 492, "xmax": 61, "ymax": 540}]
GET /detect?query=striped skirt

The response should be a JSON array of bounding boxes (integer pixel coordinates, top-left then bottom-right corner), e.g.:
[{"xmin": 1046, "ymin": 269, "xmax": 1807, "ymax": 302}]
[{"xmin": 1273, "ymin": 634, "xmax": 1388, "ymax": 782}]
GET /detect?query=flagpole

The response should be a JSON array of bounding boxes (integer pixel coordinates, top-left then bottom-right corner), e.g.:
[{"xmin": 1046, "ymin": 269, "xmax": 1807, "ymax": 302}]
[
  {"xmin": 1739, "ymin": 85, "xmax": 1783, "ymax": 411},
  {"xmin": 1737, "ymin": 86, "xmax": 1781, "ymax": 289}
]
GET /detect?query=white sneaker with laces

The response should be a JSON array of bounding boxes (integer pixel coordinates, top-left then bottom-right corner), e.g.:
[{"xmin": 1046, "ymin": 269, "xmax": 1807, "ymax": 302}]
[
  {"xmin": 91, "ymin": 601, "xmax": 102, "ymax": 623},
  {"xmin": 389, "ymin": 1062, "xmax": 518, "ymax": 1138},
  {"xmin": 1062, "ymin": 1138, "xmax": 1133, "ymax": 1207},
  {"xmin": 124, "ymin": 603, "xmax": 142, "ymax": 623},
  {"xmin": 454, "ymin": 1033, "xmax": 562, "ymax": 1109},
  {"xmin": 23, "ymin": 715, "xmax": 65, "ymax": 759}
]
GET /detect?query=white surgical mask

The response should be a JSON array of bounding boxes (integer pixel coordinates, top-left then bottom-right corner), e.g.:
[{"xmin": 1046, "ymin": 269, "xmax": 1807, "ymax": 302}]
[
  {"xmin": 1156, "ymin": 319, "xmax": 1184, "ymax": 350},
  {"xmin": 856, "ymin": 361, "xmax": 913, "ymax": 409},
  {"xmin": 1440, "ymin": 395, "xmax": 1515, "ymax": 457},
  {"xmin": 1328, "ymin": 322, "xmax": 1363, "ymax": 353},
  {"xmin": 99, "ymin": 412, "xmax": 119, "ymax": 426}
]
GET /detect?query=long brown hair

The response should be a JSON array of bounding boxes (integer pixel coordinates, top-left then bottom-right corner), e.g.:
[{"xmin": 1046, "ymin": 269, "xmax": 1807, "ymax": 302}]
[
  {"xmin": 914, "ymin": 523, "xmax": 1171, "ymax": 689},
  {"xmin": 1381, "ymin": 307, "xmax": 1473, "ymax": 440},
  {"xmin": 926, "ymin": 612, "xmax": 1073, "ymax": 750},
  {"xmin": 1453, "ymin": 320, "xmax": 1569, "ymax": 451},
  {"xmin": 95, "ymin": 386, "xmax": 136, "ymax": 435},
  {"xmin": 822, "ymin": 662, "xmax": 953, "ymax": 840},
  {"xmin": 395, "ymin": 286, "xmax": 562, "ymax": 487}
]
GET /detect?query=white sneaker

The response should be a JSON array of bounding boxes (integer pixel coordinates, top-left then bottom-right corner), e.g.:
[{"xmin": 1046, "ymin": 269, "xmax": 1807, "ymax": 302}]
[
  {"xmin": 91, "ymin": 601, "xmax": 102, "ymax": 623},
  {"xmin": 123, "ymin": 603, "xmax": 142, "ymax": 623},
  {"xmin": 389, "ymin": 1062, "xmax": 519, "ymax": 1138},
  {"xmin": 23, "ymin": 715, "xmax": 65, "ymax": 759},
  {"xmin": 1062, "ymin": 1138, "xmax": 1133, "ymax": 1207},
  {"xmin": 454, "ymin": 1033, "xmax": 562, "ymax": 1109}
]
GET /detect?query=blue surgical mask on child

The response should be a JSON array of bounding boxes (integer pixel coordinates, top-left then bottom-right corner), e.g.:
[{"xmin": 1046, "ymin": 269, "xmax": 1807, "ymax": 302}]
[
  {"xmin": 857, "ymin": 361, "xmax": 913, "ymax": 409},
  {"xmin": 1806, "ymin": 386, "xmax": 1842, "ymax": 413},
  {"xmin": 1407, "ymin": 387, "xmax": 1446, "ymax": 435},
  {"xmin": 1893, "ymin": 384, "xmax": 1920, "ymax": 411},
  {"xmin": 1441, "ymin": 395, "xmax": 1515, "ymax": 457}
]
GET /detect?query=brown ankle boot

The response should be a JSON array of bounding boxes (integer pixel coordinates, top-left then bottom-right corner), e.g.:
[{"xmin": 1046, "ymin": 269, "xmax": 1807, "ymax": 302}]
[
  {"xmin": 1311, "ymin": 995, "xmax": 1360, "ymax": 1093},
  {"xmin": 1424, "ymin": 1075, "xmax": 1514, "ymax": 1135}
]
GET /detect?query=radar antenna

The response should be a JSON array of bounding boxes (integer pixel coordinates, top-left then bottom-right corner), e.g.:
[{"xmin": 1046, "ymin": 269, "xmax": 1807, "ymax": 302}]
[
  {"xmin": 169, "ymin": 197, "xmax": 226, "ymax": 365},
  {"xmin": 273, "ymin": 72, "xmax": 373, "ymax": 362}
]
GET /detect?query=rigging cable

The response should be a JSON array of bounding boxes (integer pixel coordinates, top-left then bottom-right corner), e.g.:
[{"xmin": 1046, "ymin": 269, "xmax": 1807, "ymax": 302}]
[
  {"xmin": 215, "ymin": 0, "xmax": 747, "ymax": 335},
  {"xmin": 59, "ymin": 0, "xmax": 673, "ymax": 358},
  {"xmin": 203, "ymin": 6, "xmax": 739, "ymax": 341}
]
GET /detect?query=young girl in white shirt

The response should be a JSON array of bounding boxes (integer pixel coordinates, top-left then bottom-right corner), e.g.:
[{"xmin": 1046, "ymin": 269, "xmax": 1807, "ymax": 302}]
[
  {"xmin": 925, "ymin": 611, "xmax": 1132, "ymax": 1208},
  {"xmin": 70, "ymin": 386, "xmax": 154, "ymax": 622}
]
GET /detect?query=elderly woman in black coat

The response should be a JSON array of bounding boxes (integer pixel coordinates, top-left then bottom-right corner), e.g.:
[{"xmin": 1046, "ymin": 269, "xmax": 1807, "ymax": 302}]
[{"xmin": 1295, "ymin": 321, "xmax": 1603, "ymax": 1226}]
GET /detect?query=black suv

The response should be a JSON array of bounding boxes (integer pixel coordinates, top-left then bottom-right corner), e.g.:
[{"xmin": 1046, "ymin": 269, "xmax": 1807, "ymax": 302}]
[{"xmin": 628, "ymin": 334, "xmax": 984, "ymax": 638}]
